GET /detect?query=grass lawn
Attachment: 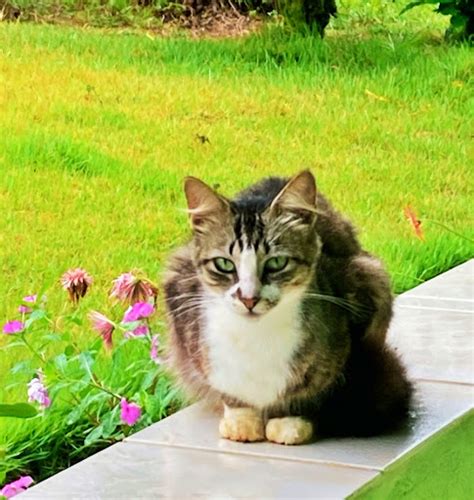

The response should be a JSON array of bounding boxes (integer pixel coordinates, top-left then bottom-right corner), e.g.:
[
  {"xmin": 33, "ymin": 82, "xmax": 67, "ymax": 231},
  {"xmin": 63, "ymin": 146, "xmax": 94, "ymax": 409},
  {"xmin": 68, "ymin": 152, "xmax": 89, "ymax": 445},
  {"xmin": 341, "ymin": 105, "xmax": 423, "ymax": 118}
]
[{"xmin": 0, "ymin": 0, "xmax": 473, "ymax": 485}]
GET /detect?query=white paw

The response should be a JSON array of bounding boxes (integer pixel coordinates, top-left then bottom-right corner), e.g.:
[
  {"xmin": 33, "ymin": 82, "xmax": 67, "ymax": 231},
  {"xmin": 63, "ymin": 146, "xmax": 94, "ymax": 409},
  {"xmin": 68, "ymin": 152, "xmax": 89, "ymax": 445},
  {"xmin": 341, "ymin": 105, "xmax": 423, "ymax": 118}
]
[
  {"xmin": 219, "ymin": 407, "xmax": 264, "ymax": 442},
  {"xmin": 265, "ymin": 417, "xmax": 313, "ymax": 445}
]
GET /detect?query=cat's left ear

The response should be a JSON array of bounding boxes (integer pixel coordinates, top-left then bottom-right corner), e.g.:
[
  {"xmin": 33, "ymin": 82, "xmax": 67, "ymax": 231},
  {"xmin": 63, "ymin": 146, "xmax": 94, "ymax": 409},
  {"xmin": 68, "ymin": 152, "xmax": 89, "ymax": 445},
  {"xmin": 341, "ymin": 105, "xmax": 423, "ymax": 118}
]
[
  {"xmin": 269, "ymin": 170, "xmax": 317, "ymax": 215},
  {"xmin": 184, "ymin": 176, "xmax": 231, "ymax": 233}
]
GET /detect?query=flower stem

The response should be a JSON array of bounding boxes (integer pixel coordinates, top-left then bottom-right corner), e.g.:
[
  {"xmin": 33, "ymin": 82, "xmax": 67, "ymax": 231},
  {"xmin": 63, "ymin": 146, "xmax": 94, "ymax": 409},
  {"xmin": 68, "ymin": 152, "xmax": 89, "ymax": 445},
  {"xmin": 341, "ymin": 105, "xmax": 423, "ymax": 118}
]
[
  {"xmin": 20, "ymin": 334, "xmax": 45, "ymax": 364},
  {"xmin": 425, "ymin": 219, "xmax": 474, "ymax": 243}
]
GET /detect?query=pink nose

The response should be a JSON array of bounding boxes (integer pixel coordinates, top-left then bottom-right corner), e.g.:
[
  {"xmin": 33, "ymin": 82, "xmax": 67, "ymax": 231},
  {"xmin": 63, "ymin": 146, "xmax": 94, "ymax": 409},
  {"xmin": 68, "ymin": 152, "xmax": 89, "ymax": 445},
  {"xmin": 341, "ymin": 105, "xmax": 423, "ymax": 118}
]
[{"xmin": 236, "ymin": 289, "xmax": 260, "ymax": 311}]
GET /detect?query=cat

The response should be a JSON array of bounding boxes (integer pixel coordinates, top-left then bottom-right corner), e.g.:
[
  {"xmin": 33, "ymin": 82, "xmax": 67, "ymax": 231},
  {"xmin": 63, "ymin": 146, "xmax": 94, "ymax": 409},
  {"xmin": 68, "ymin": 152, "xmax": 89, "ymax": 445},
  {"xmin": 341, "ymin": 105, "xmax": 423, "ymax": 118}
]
[{"xmin": 164, "ymin": 170, "xmax": 412, "ymax": 445}]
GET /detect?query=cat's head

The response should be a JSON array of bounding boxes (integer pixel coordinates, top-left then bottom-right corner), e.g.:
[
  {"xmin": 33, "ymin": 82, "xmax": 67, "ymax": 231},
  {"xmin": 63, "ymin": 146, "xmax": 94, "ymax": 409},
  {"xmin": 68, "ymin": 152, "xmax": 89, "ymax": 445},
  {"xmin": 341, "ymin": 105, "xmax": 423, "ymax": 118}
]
[{"xmin": 184, "ymin": 171, "xmax": 321, "ymax": 318}]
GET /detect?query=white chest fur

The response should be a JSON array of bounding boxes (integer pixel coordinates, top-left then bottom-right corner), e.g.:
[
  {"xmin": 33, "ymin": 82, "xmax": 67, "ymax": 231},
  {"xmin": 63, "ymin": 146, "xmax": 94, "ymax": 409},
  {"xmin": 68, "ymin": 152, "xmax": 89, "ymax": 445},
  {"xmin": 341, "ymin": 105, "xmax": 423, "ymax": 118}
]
[{"xmin": 203, "ymin": 295, "xmax": 304, "ymax": 409}]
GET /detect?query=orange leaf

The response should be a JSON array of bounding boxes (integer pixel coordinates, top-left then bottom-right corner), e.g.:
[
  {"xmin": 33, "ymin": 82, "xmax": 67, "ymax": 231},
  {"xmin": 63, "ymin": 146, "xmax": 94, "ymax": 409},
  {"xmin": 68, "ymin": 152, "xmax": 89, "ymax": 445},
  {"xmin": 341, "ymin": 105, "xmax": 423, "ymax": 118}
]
[{"xmin": 404, "ymin": 205, "xmax": 424, "ymax": 241}]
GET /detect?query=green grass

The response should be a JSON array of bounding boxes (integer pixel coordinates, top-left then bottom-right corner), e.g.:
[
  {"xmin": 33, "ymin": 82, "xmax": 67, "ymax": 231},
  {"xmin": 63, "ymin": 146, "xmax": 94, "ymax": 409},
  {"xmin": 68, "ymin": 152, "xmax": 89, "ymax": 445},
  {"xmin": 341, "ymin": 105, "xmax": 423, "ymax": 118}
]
[
  {"xmin": 0, "ymin": 0, "xmax": 473, "ymax": 484},
  {"xmin": 352, "ymin": 410, "xmax": 474, "ymax": 499}
]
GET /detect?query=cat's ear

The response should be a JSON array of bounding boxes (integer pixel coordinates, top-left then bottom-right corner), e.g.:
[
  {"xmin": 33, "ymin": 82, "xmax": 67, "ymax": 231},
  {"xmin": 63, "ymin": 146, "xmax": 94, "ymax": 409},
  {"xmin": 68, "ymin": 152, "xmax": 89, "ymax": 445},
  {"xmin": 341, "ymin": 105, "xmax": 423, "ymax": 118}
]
[
  {"xmin": 269, "ymin": 170, "xmax": 317, "ymax": 214},
  {"xmin": 184, "ymin": 176, "xmax": 230, "ymax": 232}
]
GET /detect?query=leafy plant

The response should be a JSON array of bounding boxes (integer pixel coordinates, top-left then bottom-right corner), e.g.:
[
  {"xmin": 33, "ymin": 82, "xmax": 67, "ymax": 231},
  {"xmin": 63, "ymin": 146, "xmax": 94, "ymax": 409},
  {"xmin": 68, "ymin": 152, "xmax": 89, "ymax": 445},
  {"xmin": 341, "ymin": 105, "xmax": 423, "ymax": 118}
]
[
  {"xmin": 0, "ymin": 404, "xmax": 38, "ymax": 419},
  {"xmin": 1, "ymin": 269, "xmax": 183, "ymax": 491},
  {"xmin": 402, "ymin": 0, "xmax": 474, "ymax": 41}
]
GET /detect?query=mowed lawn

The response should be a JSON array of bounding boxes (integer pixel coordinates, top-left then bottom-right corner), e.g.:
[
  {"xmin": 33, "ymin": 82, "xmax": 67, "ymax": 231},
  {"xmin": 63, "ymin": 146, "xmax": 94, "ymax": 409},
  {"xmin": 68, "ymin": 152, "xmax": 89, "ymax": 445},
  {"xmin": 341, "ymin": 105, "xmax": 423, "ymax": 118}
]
[{"xmin": 0, "ymin": 1, "xmax": 473, "ymax": 476}]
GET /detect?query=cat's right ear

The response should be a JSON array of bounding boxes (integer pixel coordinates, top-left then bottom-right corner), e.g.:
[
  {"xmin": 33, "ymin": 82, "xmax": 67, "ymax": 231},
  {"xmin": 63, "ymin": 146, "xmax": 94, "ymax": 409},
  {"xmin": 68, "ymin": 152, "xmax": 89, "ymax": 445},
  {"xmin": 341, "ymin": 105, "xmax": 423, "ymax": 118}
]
[{"xmin": 184, "ymin": 177, "xmax": 230, "ymax": 233}]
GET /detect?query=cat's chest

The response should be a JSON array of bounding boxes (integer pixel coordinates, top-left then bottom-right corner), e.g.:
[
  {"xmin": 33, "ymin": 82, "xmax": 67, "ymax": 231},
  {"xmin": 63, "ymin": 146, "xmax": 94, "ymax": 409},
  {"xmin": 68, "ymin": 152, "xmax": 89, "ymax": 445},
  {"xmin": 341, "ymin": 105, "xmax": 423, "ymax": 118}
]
[{"xmin": 203, "ymin": 302, "xmax": 303, "ymax": 408}]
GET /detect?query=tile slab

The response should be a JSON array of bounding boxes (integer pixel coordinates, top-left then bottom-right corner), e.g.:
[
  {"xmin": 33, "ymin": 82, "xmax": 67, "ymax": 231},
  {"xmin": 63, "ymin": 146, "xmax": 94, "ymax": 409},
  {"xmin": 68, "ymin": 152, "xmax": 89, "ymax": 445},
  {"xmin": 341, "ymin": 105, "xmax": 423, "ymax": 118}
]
[
  {"xmin": 395, "ymin": 295, "xmax": 473, "ymax": 313},
  {"xmin": 20, "ymin": 442, "xmax": 377, "ymax": 500},
  {"xmin": 126, "ymin": 381, "xmax": 473, "ymax": 471},
  {"xmin": 401, "ymin": 259, "xmax": 473, "ymax": 301},
  {"xmin": 388, "ymin": 303, "xmax": 474, "ymax": 385}
]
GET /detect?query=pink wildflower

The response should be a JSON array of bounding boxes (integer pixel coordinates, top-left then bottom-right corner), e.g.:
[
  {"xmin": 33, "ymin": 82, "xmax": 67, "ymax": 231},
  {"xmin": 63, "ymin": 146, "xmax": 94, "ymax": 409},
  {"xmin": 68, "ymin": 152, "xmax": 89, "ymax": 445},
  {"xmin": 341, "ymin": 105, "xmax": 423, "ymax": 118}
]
[
  {"xmin": 89, "ymin": 311, "xmax": 115, "ymax": 350},
  {"xmin": 123, "ymin": 302, "xmax": 155, "ymax": 323},
  {"xmin": 120, "ymin": 398, "xmax": 141, "ymax": 426},
  {"xmin": 23, "ymin": 294, "xmax": 37, "ymax": 303},
  {"xmin": 18, "ymin": 305, "xmax": 32, "ymax": 314},
  {"xmin": 27, "ymin": 377, "xmax": 51, "ymax": 408},
  {"xmin": 150, "ymin": 334, "xmax": 162, "ymax": 364},
  {"xmin": 3, "ymin": 320, "xmax": 24, "ymax": 335},
  {"xmin": 110, "ymin": 272, "xmax": 158, "ymax": 305},
  {"xmin": 125, "ymin": 324, "xmax": 149, "ymax": 339},
  {"xmin": 61, "ymin": 268, "xmax": 93, "ymax": 303},
  {"xmin": 0, "ymin": 476, "xmax": 34, "ymax": 498}
]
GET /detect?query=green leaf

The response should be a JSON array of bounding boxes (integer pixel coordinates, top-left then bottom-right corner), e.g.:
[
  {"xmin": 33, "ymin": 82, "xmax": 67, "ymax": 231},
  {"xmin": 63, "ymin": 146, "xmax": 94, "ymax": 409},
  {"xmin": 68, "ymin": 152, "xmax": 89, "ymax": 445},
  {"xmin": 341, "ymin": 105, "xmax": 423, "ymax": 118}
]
[
  {"xmin": 64, "ymin": 344, "xmax": 76, "ymax": 357},
  {"xmin": 24, "ymin": 309, "xmax": 47, "ymax": 329},
  {"xmin": 400, "ymin": 1, "xmax": 433, "ymax": 15},
  {"xmin": 43, "ymin": 333, "xmax": 62, "ymax": 342},
  {"xmin": 10, "ymin": 359, "xmax": 32, "ymax": 375},
  {"xmin": 78, "ymin": 351, "xmax": 95, "ymax": 374},
  {"xmin": 450, "ymin": 13, "xmax": 468, "ymax": 28},
  {"xmin": 68, "ymin": 315, "xmax": 83, "ymax": 327},
  {"xmin": 121, "ymin": 320, "xmax": 141, "ymax": 332},
  {"xmin": 101, "ymin": 407, "xmax": 119, "ymax": 438},
  {"xmin": 84, "ymin": 423, "xmax": 104, "ymax": 446},
  {"xmin": 54, "ymin": 353, "xmax": 68, "ymax": 373},
  {"xmin": 0, "ymin": 402, "xmax": 38, "ymax": 418}
]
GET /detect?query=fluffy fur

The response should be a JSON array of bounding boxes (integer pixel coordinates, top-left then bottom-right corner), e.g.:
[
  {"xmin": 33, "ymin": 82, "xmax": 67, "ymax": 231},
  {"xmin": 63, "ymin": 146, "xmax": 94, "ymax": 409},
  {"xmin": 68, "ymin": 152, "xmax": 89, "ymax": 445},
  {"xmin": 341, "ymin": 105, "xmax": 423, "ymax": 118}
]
[{"xmin": 164, "ymin": 171, "xmax": 412, "ymax": 443}]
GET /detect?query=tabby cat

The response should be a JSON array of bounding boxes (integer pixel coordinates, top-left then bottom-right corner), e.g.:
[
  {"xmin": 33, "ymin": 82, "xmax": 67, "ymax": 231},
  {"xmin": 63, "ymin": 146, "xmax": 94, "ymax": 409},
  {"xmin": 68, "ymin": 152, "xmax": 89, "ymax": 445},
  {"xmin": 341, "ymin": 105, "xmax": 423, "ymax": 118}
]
[{"xmin": 164, "ymin": 171, "xmax": 412, "ymax": 445}]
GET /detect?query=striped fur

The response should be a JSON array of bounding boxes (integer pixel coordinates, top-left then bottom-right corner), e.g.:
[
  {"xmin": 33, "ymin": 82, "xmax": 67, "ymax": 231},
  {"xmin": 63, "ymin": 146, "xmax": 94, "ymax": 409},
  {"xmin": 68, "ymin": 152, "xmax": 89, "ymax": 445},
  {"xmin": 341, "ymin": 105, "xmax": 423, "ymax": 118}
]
[{"xmin": 165, "ymin": 171, "xmax": 412, "ymax": 439}]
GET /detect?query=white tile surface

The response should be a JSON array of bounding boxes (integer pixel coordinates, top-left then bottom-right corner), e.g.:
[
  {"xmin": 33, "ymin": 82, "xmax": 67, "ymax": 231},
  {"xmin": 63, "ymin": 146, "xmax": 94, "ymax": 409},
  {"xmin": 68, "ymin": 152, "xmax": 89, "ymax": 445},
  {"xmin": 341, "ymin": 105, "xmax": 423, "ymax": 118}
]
[
  {"xmin": 388, "ymin": 304, "xmax": 474, "ymax": 384},
  {"xmin": 20, "ymin": 441, "xmax": 377, "ymax": 499},
  {"xmin": 396, "ymin": 295, "xmax": 473, "ymax": 314},
  {"xmin": 126, "ymin": 381, "xmax": 473, "ymax": 470}
]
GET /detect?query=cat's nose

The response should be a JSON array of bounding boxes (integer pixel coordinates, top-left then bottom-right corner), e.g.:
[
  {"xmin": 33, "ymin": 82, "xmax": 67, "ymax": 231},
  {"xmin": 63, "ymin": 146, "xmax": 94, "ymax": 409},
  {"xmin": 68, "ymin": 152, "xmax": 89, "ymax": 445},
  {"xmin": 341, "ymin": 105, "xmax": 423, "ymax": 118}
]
[{"xmin": 236, "ymin": 288, "xmax": 260, "ymax": 311}]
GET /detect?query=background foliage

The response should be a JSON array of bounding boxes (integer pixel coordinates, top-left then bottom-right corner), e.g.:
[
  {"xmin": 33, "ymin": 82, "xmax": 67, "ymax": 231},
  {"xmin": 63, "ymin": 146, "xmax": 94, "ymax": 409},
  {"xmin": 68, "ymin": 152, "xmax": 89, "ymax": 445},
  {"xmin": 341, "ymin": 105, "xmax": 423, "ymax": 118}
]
[{"xmin": 2, "ymin": 0, "xmax": 473, "ymax": 38}]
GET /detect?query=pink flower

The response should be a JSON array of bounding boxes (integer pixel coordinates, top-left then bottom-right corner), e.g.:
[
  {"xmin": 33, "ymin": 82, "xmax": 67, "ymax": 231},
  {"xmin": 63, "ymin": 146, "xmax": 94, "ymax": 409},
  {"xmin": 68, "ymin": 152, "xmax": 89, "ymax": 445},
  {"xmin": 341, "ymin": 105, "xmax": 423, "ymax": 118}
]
[
  {"xmin": 0, "ymin": 476, "xmax": 34, "ymax": 498},
  {"xmin": 120, "ymin": 398, "xmax": 141, "ymax": 426},
  {"xmin": 3, "ymin": 320, "xmax": 24, "ymax": 334},
  {"xmin": 23, "ymin": 294, "xmax": 37, "ymax": 303},
  {"xmin": 110, "ymin": 272, "xmax": 158, "ymax": 305},
  {"xmin": 61, "ymin": 268, "xmax": 93, "ymax": 303},
  {"xmin": 27, "ymin": 377, "xmax": 51, "ymax": 408},
  {"xmin": 18, "ymin": 305, "xmax": 32, "ymax": 314},
  {"xmin": 150, "ymin": 334, "xmax": 162, "ymax": 364},
  {"xmin": 123, "ymin": 302, "xmax": 155, "ymax": 323},
  {"xmin": 89, "ymin": 311, "xmax": 115, "ymax": 350},
  {"xmin": 125, "ymin": 324, "xmax": 149, "ymax": 339}
]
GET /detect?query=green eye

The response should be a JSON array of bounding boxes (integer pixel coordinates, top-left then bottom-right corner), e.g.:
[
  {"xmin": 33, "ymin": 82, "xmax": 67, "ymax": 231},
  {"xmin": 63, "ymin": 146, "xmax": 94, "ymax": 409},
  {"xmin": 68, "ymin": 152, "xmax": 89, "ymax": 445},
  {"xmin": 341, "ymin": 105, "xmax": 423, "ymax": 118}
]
[
  {"xmin": 265, "ymin": 256, "xmax": 289, "ymax": 272},
  {"xmin": 214, "ymin": 257, "xmax": 236, "ymax": 273}
]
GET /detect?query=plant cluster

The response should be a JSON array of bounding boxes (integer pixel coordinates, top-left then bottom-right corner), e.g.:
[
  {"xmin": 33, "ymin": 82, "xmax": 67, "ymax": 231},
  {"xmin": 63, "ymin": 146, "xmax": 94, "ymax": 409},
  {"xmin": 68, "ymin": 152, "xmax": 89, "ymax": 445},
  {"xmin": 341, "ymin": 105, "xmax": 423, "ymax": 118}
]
[
  {"xmin": 402, "ymin": 0, "xmax": 473, "ymax": 40},
  {"xmin": 0, "ymin": 269, "xmax": 182, "ymax": 497}
]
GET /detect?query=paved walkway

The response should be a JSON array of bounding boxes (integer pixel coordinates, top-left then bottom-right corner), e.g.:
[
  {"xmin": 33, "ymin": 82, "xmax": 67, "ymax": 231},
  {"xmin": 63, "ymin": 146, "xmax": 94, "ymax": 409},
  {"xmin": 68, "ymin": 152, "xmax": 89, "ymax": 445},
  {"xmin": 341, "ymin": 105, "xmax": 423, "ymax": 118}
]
[{"xmin": 22, "ymin": 260, "xmax": 473, "ymax": 499}]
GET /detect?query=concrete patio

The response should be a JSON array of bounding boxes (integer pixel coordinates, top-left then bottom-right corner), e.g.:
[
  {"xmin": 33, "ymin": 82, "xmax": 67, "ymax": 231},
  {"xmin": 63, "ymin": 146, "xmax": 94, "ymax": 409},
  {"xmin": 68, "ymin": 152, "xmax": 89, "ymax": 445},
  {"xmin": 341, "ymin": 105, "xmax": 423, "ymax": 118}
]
[{"xmin": 21, "ymin": 260, "xmax": 473, "ymax": 499}]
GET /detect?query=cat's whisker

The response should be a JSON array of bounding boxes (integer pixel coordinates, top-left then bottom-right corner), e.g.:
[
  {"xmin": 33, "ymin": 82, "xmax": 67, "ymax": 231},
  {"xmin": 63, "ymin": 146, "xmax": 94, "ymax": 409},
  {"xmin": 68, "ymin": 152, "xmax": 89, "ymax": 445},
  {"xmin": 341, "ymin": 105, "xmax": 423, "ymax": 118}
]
[
  {"xmin": 303, "ymin": 292, "xmax": 370, "ymax": 316},
  {"xmin": 168, "ymin": 298, "xmax": 215, "ymax": 318}
]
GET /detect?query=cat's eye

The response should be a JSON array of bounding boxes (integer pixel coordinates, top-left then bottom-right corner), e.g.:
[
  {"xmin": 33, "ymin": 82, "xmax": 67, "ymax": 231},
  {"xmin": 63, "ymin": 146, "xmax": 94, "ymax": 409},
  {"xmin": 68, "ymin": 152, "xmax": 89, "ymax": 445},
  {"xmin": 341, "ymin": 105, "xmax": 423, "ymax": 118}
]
[
  {"xmin": 213, "ymin": 257, "xmax": 236, "ymax": 274},
  {"xmin": 265, "ymin": 256, "xmax": 289, "ymax": 273}
]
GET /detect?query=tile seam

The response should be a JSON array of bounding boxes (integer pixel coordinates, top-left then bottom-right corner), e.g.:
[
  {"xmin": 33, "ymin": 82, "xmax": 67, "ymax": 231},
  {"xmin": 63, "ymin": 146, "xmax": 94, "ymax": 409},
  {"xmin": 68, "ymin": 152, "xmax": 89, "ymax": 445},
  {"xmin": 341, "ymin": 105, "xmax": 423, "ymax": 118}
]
[
  {"xmin": 396, "ymin": 304, "xmax": 473, "ymax": 314},
  {"xmin": 411, "ymin": 377, "xmax": 474, "ymax": 388},
  {"xmin": 123, "ymin": 438, "xmax": 384, "ymax": 473},
  {"xmin": 398, "ymin": 295, "xmax": 474, "ymax": 303}
]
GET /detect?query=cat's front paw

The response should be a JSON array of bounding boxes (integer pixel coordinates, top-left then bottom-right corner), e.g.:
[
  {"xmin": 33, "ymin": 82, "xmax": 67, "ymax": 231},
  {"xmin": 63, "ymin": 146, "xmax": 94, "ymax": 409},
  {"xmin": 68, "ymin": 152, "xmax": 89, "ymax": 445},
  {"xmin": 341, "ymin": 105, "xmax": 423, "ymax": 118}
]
[
  {"xmin": 265, "ymin": 417, "xmax": 313, "ymax": 445},
  {"xmin": 219, "ymin": 407, "xmax": 264, "ymax": 442}
]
